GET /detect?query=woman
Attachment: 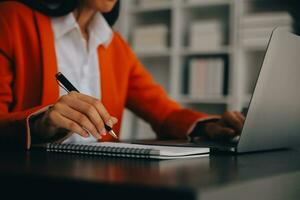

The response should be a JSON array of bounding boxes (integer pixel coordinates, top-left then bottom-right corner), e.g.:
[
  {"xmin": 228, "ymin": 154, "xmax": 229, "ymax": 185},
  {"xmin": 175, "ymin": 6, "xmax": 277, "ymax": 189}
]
[{"xmin": 0, "ymin": 0, "xmax": 244, "ymax": 149}]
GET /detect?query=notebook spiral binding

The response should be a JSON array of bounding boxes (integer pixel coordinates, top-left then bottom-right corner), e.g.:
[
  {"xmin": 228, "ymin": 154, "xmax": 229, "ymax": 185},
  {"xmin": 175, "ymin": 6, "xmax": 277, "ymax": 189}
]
[{"xmin": 46, "ymin": 143, "xmax": 153, "ymax": 159}]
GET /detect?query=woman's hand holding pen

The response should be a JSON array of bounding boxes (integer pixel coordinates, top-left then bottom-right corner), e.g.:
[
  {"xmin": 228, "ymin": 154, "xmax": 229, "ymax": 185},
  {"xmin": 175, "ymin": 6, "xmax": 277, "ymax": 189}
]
[{"xmin": 33, "ymin": 91, "xmax": 118, "ymax": 140}]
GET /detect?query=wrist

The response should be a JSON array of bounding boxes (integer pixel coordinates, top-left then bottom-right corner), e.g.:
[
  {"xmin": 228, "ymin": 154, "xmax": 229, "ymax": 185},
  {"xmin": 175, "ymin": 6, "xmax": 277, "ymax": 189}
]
[
  {"xmin": 188, "ymin": 118, "xmax": 220, "ymax": 142},
  {"xmin": 30, "ymin": 110, "xmax": 58, "ymax": 143}
]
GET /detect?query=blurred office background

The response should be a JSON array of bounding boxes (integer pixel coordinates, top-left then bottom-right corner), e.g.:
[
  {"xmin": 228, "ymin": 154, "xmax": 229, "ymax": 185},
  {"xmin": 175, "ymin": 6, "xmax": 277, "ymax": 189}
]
[{"xmin": 115, "ymin": 0, "xmax": 300, "ymax": 140}]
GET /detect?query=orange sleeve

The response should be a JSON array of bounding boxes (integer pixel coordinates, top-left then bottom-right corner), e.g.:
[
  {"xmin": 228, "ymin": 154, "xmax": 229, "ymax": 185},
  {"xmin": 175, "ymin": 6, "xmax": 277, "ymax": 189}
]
[
  {"xmin": 124, "ymin": 41, "xmax": 209, "ymax": 139},
  {"xmin": 0, "ymin": 12, "xmax": 45, "ymax": 149},
  {"xmin": 0, "ymin": 8, "xmax": 13, "ymax": 113}
]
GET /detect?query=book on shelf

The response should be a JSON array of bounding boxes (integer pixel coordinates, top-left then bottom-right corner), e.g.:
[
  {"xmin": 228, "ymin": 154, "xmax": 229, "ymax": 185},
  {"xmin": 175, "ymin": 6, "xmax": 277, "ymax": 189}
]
[
  {"xmin": 240, "ymin": 26, "xmax": 292, "ymax": 39},
  {"xmin": 209, "ymin": 59, "xmax": 224, "ymax": 96},
  {"xmin": 190, "ymin": 20, "xmax": 223, "ymax": 33},
  {"xmin": 241, "ymin": 12, "xmax": 293, "ymax": 28},
  {"xmin": 189, "ymin": 20, "xmax": 224, "ymax": 51},
  {"xmin": 188, "ymin": 58, "xmax": 225, "ymax": 98},
  {"xmin": 240, "ymin": 12, "xmax": 294, "ymax": 48},
  {"xmin": 241, "ymin": 37, "xmax": 270, "ymax": 49},
  {"xmin": 189, "ymin": 59, "xmax": 206, "ymax": 97},
  {"xmin": 132, "ymin": 24, "xmax": 168, "ymax": 52},
  {"xmin": 189, "ymin": 35, "xmax": 223, "ymax": 51}
]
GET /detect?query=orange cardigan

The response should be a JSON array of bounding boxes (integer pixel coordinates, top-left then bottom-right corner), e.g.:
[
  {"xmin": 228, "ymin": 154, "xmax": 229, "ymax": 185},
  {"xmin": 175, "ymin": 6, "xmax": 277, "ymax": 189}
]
[{"xmin": 0, "ymin": 1, "xmax": 208, "ymax": 149}]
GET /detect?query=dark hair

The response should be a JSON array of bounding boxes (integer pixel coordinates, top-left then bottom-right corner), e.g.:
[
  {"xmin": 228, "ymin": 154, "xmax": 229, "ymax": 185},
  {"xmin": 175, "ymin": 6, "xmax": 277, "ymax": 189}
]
[{"xmin": 19, "ymin": 0, "xmax": 120, "ymax": 26}]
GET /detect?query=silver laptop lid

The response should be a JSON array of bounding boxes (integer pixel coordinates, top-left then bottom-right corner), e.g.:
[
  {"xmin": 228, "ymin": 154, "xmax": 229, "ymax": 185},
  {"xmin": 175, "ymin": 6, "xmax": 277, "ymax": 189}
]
[{"xmin": 237, "ymin": 28, "xmax": 300, "ymax": 153}]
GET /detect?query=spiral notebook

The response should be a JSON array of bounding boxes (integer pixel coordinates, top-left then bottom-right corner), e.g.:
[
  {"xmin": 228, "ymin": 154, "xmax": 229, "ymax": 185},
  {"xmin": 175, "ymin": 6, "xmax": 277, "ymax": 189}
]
[{"xmin": 46, "ymin": 142, "xmax": 209, "ymax": 159}]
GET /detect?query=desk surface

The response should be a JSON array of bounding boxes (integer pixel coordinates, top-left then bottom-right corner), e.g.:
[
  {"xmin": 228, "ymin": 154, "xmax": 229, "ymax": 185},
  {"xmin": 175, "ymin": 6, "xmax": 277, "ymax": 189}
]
[{"xmin": 1, "ymin": 148, "xmax": 300, "ymax": 200}]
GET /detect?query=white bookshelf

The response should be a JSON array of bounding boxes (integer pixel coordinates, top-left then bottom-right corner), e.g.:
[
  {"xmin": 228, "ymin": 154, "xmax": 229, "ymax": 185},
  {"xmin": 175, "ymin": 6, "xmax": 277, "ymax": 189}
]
[{"xmin": 116, "ymin": 0, "xmax": 298, "ymax": 140}]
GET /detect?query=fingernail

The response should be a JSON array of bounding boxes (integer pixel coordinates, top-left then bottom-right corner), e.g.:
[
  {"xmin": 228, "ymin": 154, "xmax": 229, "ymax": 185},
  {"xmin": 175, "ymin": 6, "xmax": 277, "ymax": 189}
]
[
  {"xmin": 100, "ymin": 128, "xmax": 106, "ymax": 135},
  {"xmin": 83, "ymin": 131, "xmax": 89, "ymax": 138},
  {"xmin": 112, "ymin": 117, "xmax": 118, "ymax": 124},
  {"xmin": 106, "ymin": 119, "xmax": 113, "ymax": 127}
]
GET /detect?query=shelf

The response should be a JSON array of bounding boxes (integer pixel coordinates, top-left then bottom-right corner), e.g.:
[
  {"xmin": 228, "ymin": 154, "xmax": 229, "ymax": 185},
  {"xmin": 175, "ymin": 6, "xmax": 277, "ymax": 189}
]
[
  {"xmin": 130, "ymin": 2, "xmax": 172, "ymax": 13},
  {"xmin": 134, "ymin": 46, "xmax": 232, "ymax": 58},
  {"xmin": 180, "ymin": 46, "xmax": 231, "ymax": 56},
  {"xmin": 242, "ymin": 44, "xmax": 268, "ymax": 52},
  {"xmin": 176, "ymin": 95, "xmax": 230, "ymax": 104},
  {"xmin": 135, "ymin": 48, "xmax": 171, "ymax": 58},
  {"xmin": 183, "ymin": 0, "xmax": 230, "ymax": 8}
]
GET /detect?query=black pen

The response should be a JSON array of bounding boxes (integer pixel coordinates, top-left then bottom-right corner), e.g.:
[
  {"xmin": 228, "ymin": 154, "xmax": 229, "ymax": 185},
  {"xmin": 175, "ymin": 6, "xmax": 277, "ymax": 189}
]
[{"xmin": 55, "ymin": 72, "xmax": 118, "ymax": 139}]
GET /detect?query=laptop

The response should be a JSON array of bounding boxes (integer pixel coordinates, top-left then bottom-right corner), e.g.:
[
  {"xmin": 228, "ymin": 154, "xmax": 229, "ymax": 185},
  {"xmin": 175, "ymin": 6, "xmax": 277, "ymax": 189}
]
[{"xmin": 134, "ymin": 28, "xmax": 300, "ymax": 153}]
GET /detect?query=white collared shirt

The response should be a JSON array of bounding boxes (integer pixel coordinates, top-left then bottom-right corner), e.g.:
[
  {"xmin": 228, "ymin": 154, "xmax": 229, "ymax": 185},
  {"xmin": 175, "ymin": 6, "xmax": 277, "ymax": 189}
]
[{"xmin": 51, "ymin": 12, "xmax": 113, "ymax": 143}]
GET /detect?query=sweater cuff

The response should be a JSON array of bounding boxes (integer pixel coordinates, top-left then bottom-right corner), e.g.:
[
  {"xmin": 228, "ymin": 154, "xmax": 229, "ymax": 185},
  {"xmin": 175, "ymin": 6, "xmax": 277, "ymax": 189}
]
[
  {"xmin": 158, "ymin": 109, "xmax": 213, "ymax": 139},
  {"xmin": 25, "ymin": 106, "xmax": 52, "ymax": 149},
  {"xmin": 187, "ymin": 116, "xmax": 221, "ymax": 135}
]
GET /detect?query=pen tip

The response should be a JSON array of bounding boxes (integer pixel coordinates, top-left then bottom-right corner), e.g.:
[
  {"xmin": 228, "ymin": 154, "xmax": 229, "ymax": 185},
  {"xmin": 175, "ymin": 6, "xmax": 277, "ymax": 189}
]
[{"xmin": 110, "ymin": 130, "xmax": 118, "ymax": 139}]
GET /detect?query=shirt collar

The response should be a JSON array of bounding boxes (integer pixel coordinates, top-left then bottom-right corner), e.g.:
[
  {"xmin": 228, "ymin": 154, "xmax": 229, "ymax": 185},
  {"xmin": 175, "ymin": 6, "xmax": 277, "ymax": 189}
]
[
  {"xmin": 88, "ymin": 12, "xmax": 113, "ymax": 48},
  {"xmin": 51, "ymin": 12, "xmax": 113, "ymax": 48},
  {"xmin": 51, "ymin": 13, "xmax": 77, "ymax": 40}
]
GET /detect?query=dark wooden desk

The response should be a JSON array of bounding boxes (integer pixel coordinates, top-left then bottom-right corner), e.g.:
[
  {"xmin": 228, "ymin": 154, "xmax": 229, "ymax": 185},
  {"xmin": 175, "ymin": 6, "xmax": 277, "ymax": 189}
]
[{"xmin": 1, "ymin": 148, "xmax": 300, "ymax": 200}]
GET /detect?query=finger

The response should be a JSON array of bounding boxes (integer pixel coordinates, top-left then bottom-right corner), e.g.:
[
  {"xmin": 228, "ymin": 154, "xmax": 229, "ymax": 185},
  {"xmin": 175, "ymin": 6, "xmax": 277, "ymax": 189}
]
[
  {"xmin": 61, "ymin": 94, "xmax": 106, "ymax": 134},
  {"xmin": 75, "ymin": 93, "xmax": 116, "ymax": 126},
  {"xmin": 233, "ymin": 111, "xmax": 246, "ymax": 123},
  {"xmin": 48, "ymin": 110, "xmax": 89, "ymax": 138},
  {"xmin": 222, "ymin": 112, "xmax": 243, "ymax": 132},
  {"xmin": 206, "ymin": 123, "xmax": 236, "ymax": 140},
  {"xmin": 111, "ymin": 117, "xmax": 118, "ymax": 124},
  {"xmin": 55, "ymin": 103, "xmax": 102, "ymax": 139},
  {"xmin": 75, "ymin": 93, "xmax": 109, "ymax": 120}
]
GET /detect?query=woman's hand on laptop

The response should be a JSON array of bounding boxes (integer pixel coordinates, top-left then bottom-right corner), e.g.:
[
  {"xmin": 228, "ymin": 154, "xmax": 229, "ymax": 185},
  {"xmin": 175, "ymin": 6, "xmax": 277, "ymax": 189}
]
[
  {"xmin": 191, "ymin": 111, "xmax": 245, "ymax": 141},
  {"xmin": 204, "ymin": 111, "xmax": 245, "ymax": 140}
]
